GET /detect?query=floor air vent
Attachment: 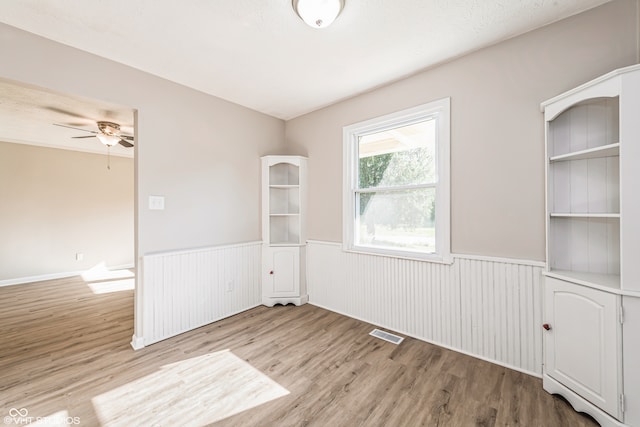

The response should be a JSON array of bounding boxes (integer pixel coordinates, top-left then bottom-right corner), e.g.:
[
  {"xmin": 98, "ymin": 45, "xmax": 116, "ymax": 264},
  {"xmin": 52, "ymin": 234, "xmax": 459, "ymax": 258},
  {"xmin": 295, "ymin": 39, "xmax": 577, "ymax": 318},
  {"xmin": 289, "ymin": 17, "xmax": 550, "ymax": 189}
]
[{"xmin": 369, "ymin": 329, "xmax": 404, "ymax": 345}]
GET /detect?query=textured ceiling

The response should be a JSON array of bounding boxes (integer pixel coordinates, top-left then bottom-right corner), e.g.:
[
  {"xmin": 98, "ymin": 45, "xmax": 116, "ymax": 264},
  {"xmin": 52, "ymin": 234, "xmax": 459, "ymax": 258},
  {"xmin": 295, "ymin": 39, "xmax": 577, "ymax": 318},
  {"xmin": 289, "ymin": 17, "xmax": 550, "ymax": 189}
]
[
  {"xmin": 0, "ymin": 0, "xmax": 612, "ymax": 121},
  {"xmin": 0, "ymin": 78, "xmax": 134, "ymax": 157}
]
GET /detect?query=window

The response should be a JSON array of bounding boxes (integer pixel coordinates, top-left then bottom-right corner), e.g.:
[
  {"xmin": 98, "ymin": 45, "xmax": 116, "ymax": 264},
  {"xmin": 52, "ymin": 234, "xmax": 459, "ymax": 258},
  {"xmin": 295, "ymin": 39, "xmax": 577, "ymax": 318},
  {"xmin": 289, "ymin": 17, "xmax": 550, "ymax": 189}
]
[{"xmin": 343, "ymin": 98, "xmax": 451, "ymax": 262}]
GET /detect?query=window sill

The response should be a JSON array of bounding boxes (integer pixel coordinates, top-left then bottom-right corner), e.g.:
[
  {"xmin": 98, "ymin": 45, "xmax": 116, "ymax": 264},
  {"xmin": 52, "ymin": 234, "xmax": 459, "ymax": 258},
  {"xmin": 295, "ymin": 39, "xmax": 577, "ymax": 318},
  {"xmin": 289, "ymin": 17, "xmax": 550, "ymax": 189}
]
[{"xmin": 343, "ymin": 245, "xmax": 453, "ymax": 265}]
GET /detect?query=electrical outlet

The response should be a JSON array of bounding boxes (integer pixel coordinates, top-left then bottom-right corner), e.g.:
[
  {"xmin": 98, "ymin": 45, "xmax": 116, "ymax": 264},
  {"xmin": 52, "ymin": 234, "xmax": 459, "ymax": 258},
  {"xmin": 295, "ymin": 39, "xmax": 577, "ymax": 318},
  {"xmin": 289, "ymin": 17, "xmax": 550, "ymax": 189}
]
[
  {"xmin": 226, "ymin": 280, "xmax": 234, "ymax": 292},
  {"xmin": 149, "ymin": 195, "xmax": 165, "ymax": 210},
  {"xmin": 76, "ymin": 253, "xmax": 84, "ymax": 261}
]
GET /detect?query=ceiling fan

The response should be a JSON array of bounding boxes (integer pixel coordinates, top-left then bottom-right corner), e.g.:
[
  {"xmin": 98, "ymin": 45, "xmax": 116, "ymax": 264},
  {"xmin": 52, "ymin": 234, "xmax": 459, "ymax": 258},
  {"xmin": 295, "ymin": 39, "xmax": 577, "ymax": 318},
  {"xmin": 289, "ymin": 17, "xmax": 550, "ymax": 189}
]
[{"xmin": 53, "ymin": 121, "xmax": 134, "ymax": 148}]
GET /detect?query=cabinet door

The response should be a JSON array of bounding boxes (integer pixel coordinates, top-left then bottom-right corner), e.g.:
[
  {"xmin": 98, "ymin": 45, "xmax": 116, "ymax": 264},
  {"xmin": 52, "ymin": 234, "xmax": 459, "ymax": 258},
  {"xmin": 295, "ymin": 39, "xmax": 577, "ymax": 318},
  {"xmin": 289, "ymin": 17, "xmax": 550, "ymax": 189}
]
[
  {"xmin": 264, "ymin": 247, "xmax": 299, "ymax": 297},
  {"xmin": 544, "ymin": 277, "xmax": 622, "ymax": 418}
]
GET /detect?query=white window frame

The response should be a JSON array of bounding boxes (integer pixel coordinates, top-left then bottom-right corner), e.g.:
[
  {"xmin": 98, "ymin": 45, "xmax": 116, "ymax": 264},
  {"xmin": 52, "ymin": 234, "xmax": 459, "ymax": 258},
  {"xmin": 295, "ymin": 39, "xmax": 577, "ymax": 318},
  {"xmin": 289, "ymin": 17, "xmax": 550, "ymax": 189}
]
[{"xmin": 342, "ymin": 98, "xmax": 451, "ymax": 263}]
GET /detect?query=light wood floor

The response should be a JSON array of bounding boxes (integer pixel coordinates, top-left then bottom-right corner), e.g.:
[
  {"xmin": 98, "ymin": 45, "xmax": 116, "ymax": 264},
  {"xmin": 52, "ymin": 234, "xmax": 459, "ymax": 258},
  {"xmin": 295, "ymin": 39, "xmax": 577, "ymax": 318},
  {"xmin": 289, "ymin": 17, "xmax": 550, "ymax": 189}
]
[{"xmin": 0, "ymin": 275, "xmax": 598, "ymax": 427}]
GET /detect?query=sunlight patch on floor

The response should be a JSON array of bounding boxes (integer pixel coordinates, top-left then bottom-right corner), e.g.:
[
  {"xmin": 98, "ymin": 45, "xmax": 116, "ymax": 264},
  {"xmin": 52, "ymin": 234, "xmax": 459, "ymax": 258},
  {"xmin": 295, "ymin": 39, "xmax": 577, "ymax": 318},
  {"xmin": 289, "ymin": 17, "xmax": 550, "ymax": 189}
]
[
  {"xmin": 81, "ymin": 262, "xmax": 134, "ymax": 282},
  {"xmin": 82, "ymin": 263, "xmax": 135, "ymax": 294},
  {"xmin": 86, "ymin": 278, "xmax": 134, "ymax": 294},
  {"xmin": 91, "ymin": 350, "xmax": 289, "ymax": 426}
]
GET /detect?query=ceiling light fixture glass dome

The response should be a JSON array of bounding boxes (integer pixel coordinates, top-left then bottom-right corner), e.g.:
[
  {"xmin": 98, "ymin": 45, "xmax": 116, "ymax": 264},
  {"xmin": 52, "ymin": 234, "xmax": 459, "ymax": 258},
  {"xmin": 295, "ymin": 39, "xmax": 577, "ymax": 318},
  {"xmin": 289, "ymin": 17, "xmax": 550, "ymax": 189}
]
[
  {"xmin": 96, "ymin": 133, "xmax": 121, "ymax": 147},
  {"xmin": 293, "ymin": 0, "xmax": 344, "ymax": 29}
]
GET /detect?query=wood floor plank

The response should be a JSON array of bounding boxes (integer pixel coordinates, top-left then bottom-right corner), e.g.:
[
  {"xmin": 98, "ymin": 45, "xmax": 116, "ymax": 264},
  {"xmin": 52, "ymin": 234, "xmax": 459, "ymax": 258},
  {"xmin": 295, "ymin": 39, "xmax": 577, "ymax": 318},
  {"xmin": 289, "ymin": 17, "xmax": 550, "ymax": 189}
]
[{"xmin": 0, "ymin": 274, "xmax": 598, "ymax": 426}]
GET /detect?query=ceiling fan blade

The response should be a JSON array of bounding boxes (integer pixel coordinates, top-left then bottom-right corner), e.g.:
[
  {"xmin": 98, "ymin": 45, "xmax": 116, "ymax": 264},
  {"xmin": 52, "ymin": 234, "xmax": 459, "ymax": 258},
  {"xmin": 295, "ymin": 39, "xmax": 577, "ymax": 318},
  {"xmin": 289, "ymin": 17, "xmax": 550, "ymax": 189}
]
[
  {"xmin": 118, "ymin": 138, "xmax": 134, "ymax": 148},
  {"xmin": 72, "ymin": 135, "xmax": 97, "ymax": 139},
  {"xmin": 53, "ymin": 123, "xmax": 99, "ymax": 134},
  {"xmin": 44, "ymin": 106, "xmax": 93, "ymax": 120},
  {"xmin": 120, "ymin": 135, "xmax": 134, "ymax": 141}
]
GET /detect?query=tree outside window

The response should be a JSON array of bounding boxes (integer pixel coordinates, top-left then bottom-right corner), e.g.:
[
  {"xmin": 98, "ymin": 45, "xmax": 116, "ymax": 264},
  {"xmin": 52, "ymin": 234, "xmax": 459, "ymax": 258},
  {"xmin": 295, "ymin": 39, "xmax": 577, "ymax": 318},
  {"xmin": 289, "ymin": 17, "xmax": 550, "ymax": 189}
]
[{"xmin": 343, "ymin": 98, "xmax": 450, "ymax": 262}]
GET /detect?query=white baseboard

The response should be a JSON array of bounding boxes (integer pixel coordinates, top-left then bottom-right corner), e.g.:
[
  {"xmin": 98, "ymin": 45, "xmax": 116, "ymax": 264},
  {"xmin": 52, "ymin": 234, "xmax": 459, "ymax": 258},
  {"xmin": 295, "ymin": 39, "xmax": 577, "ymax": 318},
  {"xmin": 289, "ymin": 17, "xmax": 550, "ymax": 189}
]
[
  {"xmin": 0, "ymin": 263, "xmax": 135, "ymax": 288},
  {"xmin": 306, "ymin": 240, "xmax": 544, "ymax": 376},
  {"xmin": 0, "ymin": 270, "xmax": 84, "ymax": 287},
  {"xmin": 130, "ymin": 334, "xmax": 145, "ymax": 350},
  {"xmin": 543, "ymin": 374, "xmax": 624, "ymax": 427},
  {"xmin": 110, "ymin": 263, "xmax": 135, "ymax": 271},
  {"xmin": 141, "ymin": 304, "xmax": 262, "ymax": 347},
  {"xmin": 141, "ymin": 242, "xmax": 262, "ymax": 345},
  {"xmin": 309, "ymin": 301, "xmax": 541, "ymax": 379}
]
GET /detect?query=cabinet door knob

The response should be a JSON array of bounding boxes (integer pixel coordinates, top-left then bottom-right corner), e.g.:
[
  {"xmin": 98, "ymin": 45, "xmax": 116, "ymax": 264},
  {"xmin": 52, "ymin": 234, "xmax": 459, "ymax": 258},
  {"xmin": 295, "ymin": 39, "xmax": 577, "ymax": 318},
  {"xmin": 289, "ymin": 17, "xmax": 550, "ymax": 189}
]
[
  {"xmin": 269, "ymin": 270, "xmax": 274, "ymax": 275},
  {"xmin": 543, "ymin": 323, "xmax": 551, "ymax": 331}
]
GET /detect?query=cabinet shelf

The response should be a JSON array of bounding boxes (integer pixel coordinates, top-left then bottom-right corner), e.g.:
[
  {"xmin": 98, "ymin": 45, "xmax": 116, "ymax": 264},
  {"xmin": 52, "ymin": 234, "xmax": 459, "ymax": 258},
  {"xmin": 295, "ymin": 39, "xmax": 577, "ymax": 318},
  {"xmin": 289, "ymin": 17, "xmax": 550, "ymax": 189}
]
[
  {"xmin": 545, "ymin": 270, "xmax": 621, "ymax": 291},
  {"xmin": 263, "ymin": 156, "xmax": 306, "ymax": 247},
  {"xmin": 541, "ymin": 65, "xmax": 640, "ymax": 427},
  {"xmin": 269, "ymin": 162, "xmax": 300, "ymax": 186},
  {"xmin": 550, "ymin": 213, "xmax": 620, "ymax": 218},
  {"xmin": 550, "ymin": 143, "xmax": 619, "ymax": 162},
  {"xmin": 269, "ymin": 185, "xmax": 300, "ymax": 218},
  {"xmin": 262, "ymin": 155, "xmax": 308, "ymax": 307},
  {"xmin": 546, "ymin": 95, "xmax": 622, "ymax": 289}
]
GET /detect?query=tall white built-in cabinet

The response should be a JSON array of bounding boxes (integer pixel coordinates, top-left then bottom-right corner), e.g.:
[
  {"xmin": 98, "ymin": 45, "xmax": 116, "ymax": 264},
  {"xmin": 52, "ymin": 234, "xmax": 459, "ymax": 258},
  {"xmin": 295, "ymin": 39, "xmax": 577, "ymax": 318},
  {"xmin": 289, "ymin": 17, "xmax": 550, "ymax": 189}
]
[
  {"xmin": 261, "ymin": 155, "xmax": 308, "ymax": 307},
  {"xmin": 542, "ymin": 65, "xmax": 640, "ymax": 427}
]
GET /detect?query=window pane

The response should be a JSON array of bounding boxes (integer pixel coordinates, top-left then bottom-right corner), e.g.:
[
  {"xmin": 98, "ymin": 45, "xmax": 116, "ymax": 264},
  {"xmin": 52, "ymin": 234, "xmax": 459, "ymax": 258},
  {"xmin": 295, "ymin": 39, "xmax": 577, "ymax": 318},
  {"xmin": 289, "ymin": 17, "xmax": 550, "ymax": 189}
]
[
  {"xmin": 356, "ymin": 188, "xmax": 436, "ymax": 253},
  {"xmin": 358, "ymin": 119, "xmax": 436, "ymax": 188}
]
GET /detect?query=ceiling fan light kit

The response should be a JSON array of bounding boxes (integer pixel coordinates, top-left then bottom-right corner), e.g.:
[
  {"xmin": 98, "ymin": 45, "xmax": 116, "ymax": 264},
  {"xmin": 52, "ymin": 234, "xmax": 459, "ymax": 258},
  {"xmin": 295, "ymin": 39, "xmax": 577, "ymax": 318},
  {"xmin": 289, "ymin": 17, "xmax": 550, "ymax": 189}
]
[
  {"xmin": 96, "ymin": 133, "xmax": 121, "ymax": 147},
  {"xmin": 53, "ymin": 120, "xmax": 134, "ymax": 170},
  {"xmin": 95, "ymin": 121, "xmax": 124, "ymax": 147},
  {"xmin": 53, "ymin": 121, "xmax": 134, "ymax": 148},
  {"xmin": 293, "ymin": 0, "xmax": 344, "ymax": 29}
]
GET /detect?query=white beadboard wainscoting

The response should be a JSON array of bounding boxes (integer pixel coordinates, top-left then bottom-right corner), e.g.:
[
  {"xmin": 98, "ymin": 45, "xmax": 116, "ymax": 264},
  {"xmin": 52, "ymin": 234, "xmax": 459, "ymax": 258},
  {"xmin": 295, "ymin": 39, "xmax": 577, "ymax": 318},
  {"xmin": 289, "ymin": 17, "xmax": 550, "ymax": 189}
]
[
  {"xmin": 140, "ymin": 241, "xmax": 262, "ymax": 346},
  {"xmin": 306, "ymin": 240, "xmax": 545, "ymax": 376}
]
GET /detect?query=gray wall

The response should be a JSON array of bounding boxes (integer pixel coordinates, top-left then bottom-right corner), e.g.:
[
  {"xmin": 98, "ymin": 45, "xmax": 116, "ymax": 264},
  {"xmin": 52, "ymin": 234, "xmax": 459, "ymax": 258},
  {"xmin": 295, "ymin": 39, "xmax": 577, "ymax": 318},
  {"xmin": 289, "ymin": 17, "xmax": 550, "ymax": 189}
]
[
  {"xmin": 0, "ymin": 22, "xmax": 286, "ymax": 261},
  {"xmin": 284, "ymin": 0, "xmax": 638, "ymax": 262},
  {"xmin": 0, "ymin": 142, "xmax": 133, "ymax": 281},
  {"xmin": 0, "ymin": 22, "xmax": 285, "ymax": 339},
  {"xmin": 2, "ymin": 3, "xmax": 634, "ymax": 268}
]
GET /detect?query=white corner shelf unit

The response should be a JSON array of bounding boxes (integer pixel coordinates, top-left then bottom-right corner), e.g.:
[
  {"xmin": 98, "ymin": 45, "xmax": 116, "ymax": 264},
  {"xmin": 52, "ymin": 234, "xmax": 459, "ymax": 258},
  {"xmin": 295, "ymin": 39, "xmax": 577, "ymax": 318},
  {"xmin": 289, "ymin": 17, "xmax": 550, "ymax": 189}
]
[
  {"xmin": 542, "ymin": 65, "xmax": 640, "ymax": 427},
  {"xmin": 261, "ymin": 155, "xmax": 308, "ymax": 307}
]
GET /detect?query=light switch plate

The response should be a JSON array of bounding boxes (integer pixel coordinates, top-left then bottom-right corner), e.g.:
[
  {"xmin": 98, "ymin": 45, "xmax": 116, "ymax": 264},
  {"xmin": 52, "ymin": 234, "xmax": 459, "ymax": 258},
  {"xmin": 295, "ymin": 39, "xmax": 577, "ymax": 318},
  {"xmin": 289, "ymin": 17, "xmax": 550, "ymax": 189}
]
[{"xmin": 149, "ymin": 195, "xmax": 165, "ymax": 210}]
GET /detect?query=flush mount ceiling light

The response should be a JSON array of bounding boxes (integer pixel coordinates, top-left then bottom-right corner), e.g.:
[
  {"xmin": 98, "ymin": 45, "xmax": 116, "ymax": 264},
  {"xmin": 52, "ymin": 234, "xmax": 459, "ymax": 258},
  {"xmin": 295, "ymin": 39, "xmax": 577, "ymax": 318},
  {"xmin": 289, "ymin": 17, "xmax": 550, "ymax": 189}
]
[{"xmin": 293, "ymin": 0, "xmax": 344, "ymax": 29}]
